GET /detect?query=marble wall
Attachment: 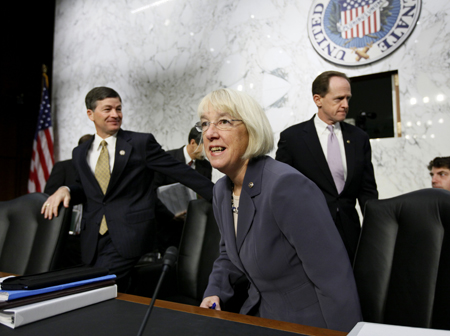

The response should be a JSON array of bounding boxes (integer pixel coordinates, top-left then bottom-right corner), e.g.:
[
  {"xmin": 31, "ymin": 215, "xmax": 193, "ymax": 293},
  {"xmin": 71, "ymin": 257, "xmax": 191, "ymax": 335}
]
[{"xmin": 52, "ymin": 0, "xmax": 450, "ymax": 199}]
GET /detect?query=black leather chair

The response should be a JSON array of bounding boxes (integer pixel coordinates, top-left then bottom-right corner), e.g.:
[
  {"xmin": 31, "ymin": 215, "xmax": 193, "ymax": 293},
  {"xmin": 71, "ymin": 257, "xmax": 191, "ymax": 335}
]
[
  {"xmin": 129, "ymin": 199, "xmax": 221, "ymax": 305},
  {"xmin": 0, "ymin": 192, "xmax": 71, "ymax": 275},
  {"xmin": 172, "ymin": 198, "xmax": 221, "ymax": 304},
  {"xmin": 353, "ymin": 188, "xmax": 450, "ymax": 330}
]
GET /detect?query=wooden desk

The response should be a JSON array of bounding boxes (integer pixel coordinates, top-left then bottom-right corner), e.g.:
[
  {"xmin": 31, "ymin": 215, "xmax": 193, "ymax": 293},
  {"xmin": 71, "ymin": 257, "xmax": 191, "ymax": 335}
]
[
  {"xmin": 117, "ymin": 293, "xmax": 347, "ymax": 336},
  {"xmin": 1, "ymin": 272, "xmax": 346, "ymax": 336}
]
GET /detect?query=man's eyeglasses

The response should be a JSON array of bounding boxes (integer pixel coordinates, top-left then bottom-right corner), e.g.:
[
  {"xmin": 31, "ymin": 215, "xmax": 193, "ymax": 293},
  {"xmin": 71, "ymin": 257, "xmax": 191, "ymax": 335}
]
[{"xmin": 195, "ymin": 119, "xmax": 243, "ymax": 132}]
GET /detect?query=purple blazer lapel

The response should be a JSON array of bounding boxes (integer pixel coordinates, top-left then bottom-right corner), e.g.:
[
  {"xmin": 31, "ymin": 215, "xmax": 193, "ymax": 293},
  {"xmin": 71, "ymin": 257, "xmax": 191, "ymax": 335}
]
[
  {"xmin": 235, "ymin": 157, "xmax": 263, "ymax": 253},
  {"xmin": 217, "ymin": 179, "xmax": 242, "ymax": 267}
]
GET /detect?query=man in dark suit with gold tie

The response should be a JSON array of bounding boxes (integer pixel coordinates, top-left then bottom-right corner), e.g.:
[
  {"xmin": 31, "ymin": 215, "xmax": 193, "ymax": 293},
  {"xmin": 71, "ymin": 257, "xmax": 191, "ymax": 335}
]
[
  {"xmin": 42, "ymin": 87, "xmax": 213, "ymax": 290},
  {"xmin": 276, "ymin": 71, "xmax": 378, "ymax": 262}
]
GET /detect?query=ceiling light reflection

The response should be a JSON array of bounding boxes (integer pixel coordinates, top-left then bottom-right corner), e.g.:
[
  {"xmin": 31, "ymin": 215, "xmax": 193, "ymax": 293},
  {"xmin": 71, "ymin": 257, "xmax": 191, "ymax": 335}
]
[{"xmin": 131, "ymin": 0, "xmax": 173, "ymax": 14}]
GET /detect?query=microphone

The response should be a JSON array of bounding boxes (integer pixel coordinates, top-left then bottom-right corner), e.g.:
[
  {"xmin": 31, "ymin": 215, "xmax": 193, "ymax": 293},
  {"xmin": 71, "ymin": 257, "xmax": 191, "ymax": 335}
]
[
  {"xmin": 136, "ymin": 246, "xmax": 178, "ymax": 336},
  {"xmin": 162, "ymin": 246, "xmax": 178, "ymax": 269}
]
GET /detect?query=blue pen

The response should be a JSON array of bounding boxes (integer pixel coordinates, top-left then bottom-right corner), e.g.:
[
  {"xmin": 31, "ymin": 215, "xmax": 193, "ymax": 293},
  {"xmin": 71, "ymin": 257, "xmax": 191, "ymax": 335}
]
[{"xmin": 210, "ymin": 302, "xmax": 216, "ymax": 309}]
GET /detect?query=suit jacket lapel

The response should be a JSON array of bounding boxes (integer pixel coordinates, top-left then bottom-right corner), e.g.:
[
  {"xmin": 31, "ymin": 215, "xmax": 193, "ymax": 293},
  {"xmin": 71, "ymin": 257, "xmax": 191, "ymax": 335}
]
[
  {"xmin": 107, "ymin": 129, "xmax": 132, "ymax": 195},
  {"xmin": 236, "ymin": 158, "xmax": 263, "ymax": 253},
  {"xmin": 304, "ymin": 117, "xmax": 336, "ymax": 191},
  {"xmin": 220, "ymin": 179, "xmax": 237, "ymax": 247},
  {"xmin": 217, "ymin": 178, "xmax": 244, "ymax": 271},
  {"xmin": 341, "ymin": 122, "xmax": 356, "ymax": 190},
  {"xmin": 77, "ymin": 137, "xmax": 101, "ymax": 193}
]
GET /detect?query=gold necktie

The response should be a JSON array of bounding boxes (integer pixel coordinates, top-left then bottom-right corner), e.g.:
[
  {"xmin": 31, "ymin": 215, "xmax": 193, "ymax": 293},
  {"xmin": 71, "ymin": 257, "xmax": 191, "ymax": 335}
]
[{"xmin": 95, "ymin": 140, "xmax": 110, "ymax": 235}]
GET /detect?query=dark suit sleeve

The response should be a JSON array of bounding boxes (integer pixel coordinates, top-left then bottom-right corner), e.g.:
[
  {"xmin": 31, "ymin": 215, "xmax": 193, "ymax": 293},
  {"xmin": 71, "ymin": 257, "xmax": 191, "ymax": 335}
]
[
  {"xmin": 203, "ymin": 229, "xmax": 245, "ymax": 302},
  {"xmin": 152, "ymin": 148, "xmax": 179, "ymax": 189},
  {"xmin": 44, "ymin": 161, "xmax": 67, "ymax": 195},
  {"xmin": 68, "ymin": 147, "xmax": 88, "ymax": 206},
  {"xmin": 152, "ymin": 169, "xmax": 169, "ymax": 190},
  {"xmin": 145, "ymin": 136, "xmax": 214, "ymax": 201},
  {"xmin": 357, "ymin": 133, "xmax": 378, "ymax": 209},
  {"xmin": 275, "ymin": 131, "xmax": 293, "ymax": 166}
]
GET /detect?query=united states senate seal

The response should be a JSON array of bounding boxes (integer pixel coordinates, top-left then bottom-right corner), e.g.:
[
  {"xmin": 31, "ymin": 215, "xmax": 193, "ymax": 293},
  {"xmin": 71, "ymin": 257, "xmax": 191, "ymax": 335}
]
[{"xmin": 308, "ymin": 0, "xmax": 422, "ymax": 66}]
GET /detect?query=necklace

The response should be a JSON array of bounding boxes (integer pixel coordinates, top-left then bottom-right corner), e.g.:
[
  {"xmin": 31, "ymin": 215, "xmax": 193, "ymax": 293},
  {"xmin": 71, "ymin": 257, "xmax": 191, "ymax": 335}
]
[{"xmin": 231, "ymin": 184, "xmax": 239, "ymax": 214}]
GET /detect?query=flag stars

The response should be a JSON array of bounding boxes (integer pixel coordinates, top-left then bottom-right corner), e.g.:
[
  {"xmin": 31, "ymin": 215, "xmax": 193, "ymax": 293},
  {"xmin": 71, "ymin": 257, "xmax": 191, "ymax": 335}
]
[{"xmin": 340, "ymin": 0, "xmax": 374, "ymax": 10}]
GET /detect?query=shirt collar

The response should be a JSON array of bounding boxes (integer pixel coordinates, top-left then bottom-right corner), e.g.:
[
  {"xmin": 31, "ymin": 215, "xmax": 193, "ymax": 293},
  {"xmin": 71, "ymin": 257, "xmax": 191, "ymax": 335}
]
[
  {"xmin": 93, "ymin": 132, "xmax": 118, "ymax": 150},
  {"xmin": 314, "ymin": 114, "xmax": 341, "ymax": 135},
  {"xmin": 183, "ymin": 145, "xmax": 193, "ymax": 165}
]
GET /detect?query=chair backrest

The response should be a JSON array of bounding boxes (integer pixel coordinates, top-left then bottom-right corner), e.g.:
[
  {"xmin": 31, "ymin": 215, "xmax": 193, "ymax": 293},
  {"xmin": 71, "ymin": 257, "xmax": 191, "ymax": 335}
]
[
  {"xmin": 176, "ymin": 198, "xmax": 221, "ymax": 303},
  {"xmin": 0, "ymin": 193, "xmax": 71, "ymax": 275},
  {"xmin": 353, "ymin": 188, "xmax": 450, "ymax": 330}
]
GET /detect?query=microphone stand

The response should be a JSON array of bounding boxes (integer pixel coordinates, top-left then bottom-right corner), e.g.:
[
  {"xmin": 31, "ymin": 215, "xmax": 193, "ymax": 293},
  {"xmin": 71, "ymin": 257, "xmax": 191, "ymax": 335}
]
[{"xmin": 136, "ymin": 246, "xmax": 178, "ymax": 336}]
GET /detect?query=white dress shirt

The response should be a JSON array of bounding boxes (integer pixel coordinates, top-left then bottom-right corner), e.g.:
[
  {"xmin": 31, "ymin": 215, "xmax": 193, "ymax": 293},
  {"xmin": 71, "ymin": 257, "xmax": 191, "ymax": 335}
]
[
  {"xmin": 183, "ymin": 145, "xmax": 195, "ymax": 169},
  {"xmin": 87, "ymin": 133, "xmax": 117, "ymax": 174}
]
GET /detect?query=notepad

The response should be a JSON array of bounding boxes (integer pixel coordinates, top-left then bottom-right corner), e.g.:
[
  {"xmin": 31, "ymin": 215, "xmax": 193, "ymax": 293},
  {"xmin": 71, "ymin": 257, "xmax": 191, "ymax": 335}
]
[{"xmin": 0, "ymin": 285, "xmax": 117, "ymax": 329}]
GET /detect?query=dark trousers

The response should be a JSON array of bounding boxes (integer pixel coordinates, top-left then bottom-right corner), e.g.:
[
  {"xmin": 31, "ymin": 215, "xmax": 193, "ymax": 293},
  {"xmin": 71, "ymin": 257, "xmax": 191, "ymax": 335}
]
[
  {"xmin": 92, "ymin": 232, "xmax": 140, "ymax": 292},
  {"xmin": 334, "ymin": 212, "xmax": 359, "ymax": 265}
]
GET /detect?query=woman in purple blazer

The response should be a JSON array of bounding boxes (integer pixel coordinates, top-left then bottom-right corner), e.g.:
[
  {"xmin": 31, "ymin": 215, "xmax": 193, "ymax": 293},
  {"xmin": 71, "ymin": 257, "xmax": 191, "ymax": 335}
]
[{"xmin": 197, "ymin": 88, "xmax": 362, "ymax": 332}]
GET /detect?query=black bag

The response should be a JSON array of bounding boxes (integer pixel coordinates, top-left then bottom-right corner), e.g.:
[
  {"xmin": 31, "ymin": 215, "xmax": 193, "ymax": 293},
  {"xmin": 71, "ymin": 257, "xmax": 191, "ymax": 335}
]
[{"xmin": 1, "ymin": 266, "xmax": 109, "ymax": 290}]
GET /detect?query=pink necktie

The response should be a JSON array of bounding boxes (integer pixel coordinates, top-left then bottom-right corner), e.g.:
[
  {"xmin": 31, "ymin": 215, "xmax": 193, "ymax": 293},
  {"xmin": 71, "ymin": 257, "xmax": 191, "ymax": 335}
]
[{"xmin": 327, "ymin": 125, "xmax": 345, "ymax": 194}]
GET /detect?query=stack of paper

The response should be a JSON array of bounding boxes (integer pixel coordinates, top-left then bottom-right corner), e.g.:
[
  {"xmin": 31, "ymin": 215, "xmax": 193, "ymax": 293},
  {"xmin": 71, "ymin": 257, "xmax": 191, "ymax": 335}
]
[
  {"xmin": 0, "ymin": 274, "xmax": 117, "ymax": 329},
  {"xmin": 157, "ymin": 182, "xmax": 197, "ymax": 215}
]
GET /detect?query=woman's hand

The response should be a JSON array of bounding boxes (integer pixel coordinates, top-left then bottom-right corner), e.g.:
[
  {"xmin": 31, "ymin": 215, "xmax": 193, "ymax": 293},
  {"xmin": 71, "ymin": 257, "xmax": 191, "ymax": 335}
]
[{"xmin": 200, "ymin": 296, "xmax": 221, "ymax": 310}]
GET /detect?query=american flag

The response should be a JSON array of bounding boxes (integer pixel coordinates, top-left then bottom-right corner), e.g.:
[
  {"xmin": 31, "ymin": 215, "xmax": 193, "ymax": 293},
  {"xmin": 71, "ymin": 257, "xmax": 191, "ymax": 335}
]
[
  {"xmin": 28, "ymin": 71, "xmax": 54, "ymax": 193},
  {"xmin": 338, "ymin": 0, "xmax": 382, "ymax": 39}
]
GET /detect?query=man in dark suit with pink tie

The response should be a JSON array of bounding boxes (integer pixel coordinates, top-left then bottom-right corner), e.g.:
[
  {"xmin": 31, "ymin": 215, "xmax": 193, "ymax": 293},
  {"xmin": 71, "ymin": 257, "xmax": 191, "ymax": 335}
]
[
  {"xmin": 276, "ymin": 71, "xmax": 378, "ymax": 262},
  {"xmin": 42, "ymin": 87, "xmax": 213, "ymax": 290}
]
